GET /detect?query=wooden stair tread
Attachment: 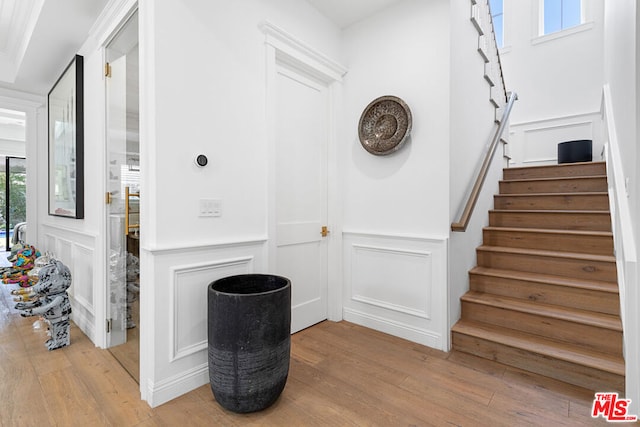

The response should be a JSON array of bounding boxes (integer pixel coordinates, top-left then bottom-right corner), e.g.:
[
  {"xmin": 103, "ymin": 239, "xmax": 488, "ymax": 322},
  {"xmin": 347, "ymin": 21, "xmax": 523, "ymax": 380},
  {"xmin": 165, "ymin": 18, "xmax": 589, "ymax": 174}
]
[
  {"xmin": 489, "ymin": 209, "xmax": 613, "ymax": 231},
  {"xmin": 490, "ymin": 209, "xmax": 611, "ymax": 214},
  {"xmin": 461, "ymin": 290, "xmax": 622, "ymax": 331},
  {"xmin": 452, "ymin": 320, "xmax": 625, "ymax": 375},
  {"xmin": 507, "ymin": 161, "xmax": 606, "ymax": 169},
  {"xmin": 501, "ymin": 175, "xmax": 607, "ymax": 184},
  {"xmin": 495, "ymin": 192, "xmax": 608, "ymax": 197},
  {"xmin": 470, "ymin": 266, "xmax": 619, "ymax": 294},
  {"xmin": 483, "ymin": 226, "xmax": 613, "ymax": 238},
  {"xmin": 504, "ymin": 162, "xmax": 606, "ymax": 178},
  {"xmin": 477, "ymin": 245, "xmax": 616, "ymax": 263}
]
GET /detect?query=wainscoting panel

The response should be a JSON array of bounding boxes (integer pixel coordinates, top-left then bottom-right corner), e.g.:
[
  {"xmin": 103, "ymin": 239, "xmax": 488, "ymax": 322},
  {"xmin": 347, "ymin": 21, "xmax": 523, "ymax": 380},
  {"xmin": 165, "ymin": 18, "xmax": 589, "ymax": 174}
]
[
  {"xmin": 44, "ymin": 234, "xmax": 57, "ymax": 254},
  {"xmin": 170, "ymin": 256, "xmax": 254, "ymax": 362},
  {"xmin": 39, "ymin": 224, "xmax": 99, "ymax": 343},
  {"xmin": 71, "ymin": 244, "xmax": 95, "ymax": 312},
  {"xmin": 143, "ymin": 239, "xmax": 267, "ymax": 407},
  {"xmin": 56, "ymin": 239, "xmax": 73, "ymax": 271},
  {"xmin": 509, "ymin": 112, "xmax": 602, "ymax": 167},
  {"xmin": 351, "ymin": 244, "xmax": 432, "ymax": 319},
  {"xmin": 343, "ymin": 232, "xmax": 448, "ymax": 351}
]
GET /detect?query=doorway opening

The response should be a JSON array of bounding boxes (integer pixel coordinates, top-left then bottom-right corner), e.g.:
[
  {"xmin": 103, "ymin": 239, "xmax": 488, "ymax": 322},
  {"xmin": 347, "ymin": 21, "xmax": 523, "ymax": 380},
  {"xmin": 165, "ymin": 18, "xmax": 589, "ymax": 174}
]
[
  {"xmin": 2, "ymin": 156, "xmax": 27, "ymax": 251},
  {"xmin": 0, "ymin": 108, "xmax": 27, "ymax": 255},
  {"xmin": 104, "ymin": 11, "xmax": 140, "ymax": 383}
]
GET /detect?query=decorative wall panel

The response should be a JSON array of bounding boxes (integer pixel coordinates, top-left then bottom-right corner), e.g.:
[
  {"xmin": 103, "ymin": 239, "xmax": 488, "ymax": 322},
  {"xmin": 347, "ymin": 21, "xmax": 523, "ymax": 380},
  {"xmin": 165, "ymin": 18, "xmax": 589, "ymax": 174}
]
[
  {"xmin": 351, "ymin": 244, "xmax": 432, "ymax": 319},
  {"xmin": 170, "ymin": 256, "xmax": 254, "ymax": 361},
  {"xmin": 72, "ymin": 244, "xmax": 94, "ymax": 312},
  {"xmin": 509, "ymin": 112, "xmax": 602, "ymax": 167},
  {"xmin": 343, "ymin": 232, "xmax": 448, "ymax": 350},
  {"xmin": 144, "ymin": 238, "xmax": 267, "ymax": 407},
  {"xmin": 39, "ymin": 224, "xmax": 98, "ymax": 342}
]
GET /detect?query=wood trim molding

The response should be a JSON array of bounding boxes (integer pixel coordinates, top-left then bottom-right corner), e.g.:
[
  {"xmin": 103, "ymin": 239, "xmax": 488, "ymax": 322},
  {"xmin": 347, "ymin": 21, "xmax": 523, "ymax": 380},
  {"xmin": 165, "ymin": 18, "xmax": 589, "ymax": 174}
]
[
  {"xmin": 259, "ymin": 21, "xmax": 347, "ymax": 82},
  {"xmin": 146, "ymin": 238, "xmax": 267, "ymax": 255}
]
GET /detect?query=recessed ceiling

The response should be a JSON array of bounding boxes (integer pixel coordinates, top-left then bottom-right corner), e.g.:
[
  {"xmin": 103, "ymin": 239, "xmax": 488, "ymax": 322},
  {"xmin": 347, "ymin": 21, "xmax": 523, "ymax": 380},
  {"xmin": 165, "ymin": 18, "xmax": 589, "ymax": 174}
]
[
  {"xmin": 0, "ymin": 0, "xmax": 45, "ymax": 84},
  {"xmin": 306, "ymin": 0, "xmax": 404, "ymax": 29},
  {"xmin": 0, "ymin": 0, "xmax": 108, "ymax": 96}
]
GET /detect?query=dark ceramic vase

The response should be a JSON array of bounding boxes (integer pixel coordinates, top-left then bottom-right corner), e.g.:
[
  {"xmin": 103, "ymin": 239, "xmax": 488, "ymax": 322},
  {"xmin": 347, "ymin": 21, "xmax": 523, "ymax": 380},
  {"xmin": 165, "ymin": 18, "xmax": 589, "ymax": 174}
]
[
  {"xmin": 558, "ymin": 139, "xmax": 592, "ymax": 164},
  {"xmin": 208, "ymin": 274, "xmax": 291, "ymax": 413}
]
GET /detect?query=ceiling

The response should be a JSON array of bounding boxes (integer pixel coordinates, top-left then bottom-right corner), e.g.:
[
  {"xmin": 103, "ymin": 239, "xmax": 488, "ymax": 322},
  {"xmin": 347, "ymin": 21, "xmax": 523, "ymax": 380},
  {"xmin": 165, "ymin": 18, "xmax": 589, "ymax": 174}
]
[
  {"xmin": 0, "ymin": 0, "xmax": 402, "ymax": 98},
  {"xmin": 307, "ymin": 0, "xmax": 404, "ymax": 29},
  {"xmin": 0, "ymin": 0, "xmax": 108, "ymax": 96}
]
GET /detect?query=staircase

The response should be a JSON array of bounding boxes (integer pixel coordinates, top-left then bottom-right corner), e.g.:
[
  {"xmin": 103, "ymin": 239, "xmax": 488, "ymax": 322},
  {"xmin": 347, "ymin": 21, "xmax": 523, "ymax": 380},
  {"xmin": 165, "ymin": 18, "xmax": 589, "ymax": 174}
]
[{"xmin": 452, "ymin": 161, "xmax": 624, "ymax": 392}]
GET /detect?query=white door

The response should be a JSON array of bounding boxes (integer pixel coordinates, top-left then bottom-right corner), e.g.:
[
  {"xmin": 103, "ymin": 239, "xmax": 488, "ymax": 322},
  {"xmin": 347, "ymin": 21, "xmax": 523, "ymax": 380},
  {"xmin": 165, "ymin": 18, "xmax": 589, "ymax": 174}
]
[{"xmin": 275, "ymin": 63, "xmax": 329, "ymax": 333}]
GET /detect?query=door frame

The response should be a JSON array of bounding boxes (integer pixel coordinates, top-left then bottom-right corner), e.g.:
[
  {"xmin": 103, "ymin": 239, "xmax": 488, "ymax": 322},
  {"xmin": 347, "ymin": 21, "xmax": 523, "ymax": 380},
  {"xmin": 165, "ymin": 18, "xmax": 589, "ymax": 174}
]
[
  {"xmin": 262, "ymin": 22, "xmax": 347, "ymax": 322},
  {"xmin": 0, "ymin": 96, "xmax": 38, "ymax": 254}
]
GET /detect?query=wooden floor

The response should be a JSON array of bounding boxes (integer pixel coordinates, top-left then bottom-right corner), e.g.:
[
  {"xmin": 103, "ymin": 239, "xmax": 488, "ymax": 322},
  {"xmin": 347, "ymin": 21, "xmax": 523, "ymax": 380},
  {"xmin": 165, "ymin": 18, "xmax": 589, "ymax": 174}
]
[{"xmin": 0, "ymin": 286, "xmax": 612, "ymax": 426}]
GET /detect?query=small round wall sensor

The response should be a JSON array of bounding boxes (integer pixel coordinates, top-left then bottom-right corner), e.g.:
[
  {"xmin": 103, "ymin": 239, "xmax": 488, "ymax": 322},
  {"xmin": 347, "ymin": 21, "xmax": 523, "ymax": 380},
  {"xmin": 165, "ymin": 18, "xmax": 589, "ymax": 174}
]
[{"xmin": 195, "ymin": 154, "xmax": 208, "ymax": 167}]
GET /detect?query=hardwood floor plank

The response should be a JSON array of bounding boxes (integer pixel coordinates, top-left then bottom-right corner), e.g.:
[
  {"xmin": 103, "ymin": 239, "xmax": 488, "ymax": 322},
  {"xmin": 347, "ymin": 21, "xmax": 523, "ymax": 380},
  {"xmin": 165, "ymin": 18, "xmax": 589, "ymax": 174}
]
[
  {"xmin": 569, "ymin": 400, "xmax": 611, "ymax": 425},
  {"xmin": 288, "ymin": 352, "xmax": 425, "ymax": 425},
  {"xmin": 0, "ymin": 364, "xmax": 52, "ymax": 427},
  {"xmin": 38, "ymin": 367, "xmax": 108, "ymax": 426},
  {"xmin": 62, "ymin": 331, "xmax": 154, "ymax": 426},
  {"xmin": 142, "ymin": 389, "xmax": 242, "ymax": 427}
]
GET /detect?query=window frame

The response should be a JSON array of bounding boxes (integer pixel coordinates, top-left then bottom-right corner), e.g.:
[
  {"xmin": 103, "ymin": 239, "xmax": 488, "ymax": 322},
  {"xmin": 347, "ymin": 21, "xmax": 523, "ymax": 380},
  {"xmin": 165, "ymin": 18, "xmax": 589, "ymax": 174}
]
[
  {"xmin": 532, "ymin": 0, "xmax": 596, "ymax": 46},
  {"xmin": 539, "ymin": 0, "xmax": 584, "ymax": 36}
]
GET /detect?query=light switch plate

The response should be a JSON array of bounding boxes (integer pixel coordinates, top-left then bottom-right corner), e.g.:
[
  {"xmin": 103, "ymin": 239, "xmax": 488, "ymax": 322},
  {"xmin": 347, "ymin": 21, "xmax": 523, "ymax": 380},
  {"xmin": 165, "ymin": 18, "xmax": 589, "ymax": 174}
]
[{"xmin": 199, "ymin": 199, "xmax": 222, "ymax": 217}]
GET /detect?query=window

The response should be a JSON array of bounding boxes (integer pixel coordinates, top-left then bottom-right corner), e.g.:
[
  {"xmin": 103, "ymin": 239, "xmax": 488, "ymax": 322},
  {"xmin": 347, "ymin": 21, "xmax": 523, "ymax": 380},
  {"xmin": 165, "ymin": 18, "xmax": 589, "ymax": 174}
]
[
  {"xmin": 543, "ymin": 0, "xmax": 581, "ymax": 34},
  {"xmin": 489, "ymin": 0, "xmax": 504, "ymax": 48}
]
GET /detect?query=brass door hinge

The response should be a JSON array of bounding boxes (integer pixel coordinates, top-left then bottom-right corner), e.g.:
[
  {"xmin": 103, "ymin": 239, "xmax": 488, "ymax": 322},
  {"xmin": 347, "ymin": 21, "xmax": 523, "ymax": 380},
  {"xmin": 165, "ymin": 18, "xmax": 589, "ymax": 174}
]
[
  {"xmin": 321, "ymin": 226, "xmax": 330, "ymax": 237},
  {"xmin": 105, "ymin": 192, "xmax": 113, "ymax": 204},
  {"xmin": 105, "ymin": 62, "xmax": 112, "ymax": 78}
]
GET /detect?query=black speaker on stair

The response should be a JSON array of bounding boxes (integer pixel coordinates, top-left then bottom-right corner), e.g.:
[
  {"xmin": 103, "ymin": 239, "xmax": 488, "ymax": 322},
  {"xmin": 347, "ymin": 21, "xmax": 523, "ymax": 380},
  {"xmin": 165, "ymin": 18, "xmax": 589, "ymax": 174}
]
[{"xmin": 557, "ymin": 139, "xmax": 592, "ymax": 164}]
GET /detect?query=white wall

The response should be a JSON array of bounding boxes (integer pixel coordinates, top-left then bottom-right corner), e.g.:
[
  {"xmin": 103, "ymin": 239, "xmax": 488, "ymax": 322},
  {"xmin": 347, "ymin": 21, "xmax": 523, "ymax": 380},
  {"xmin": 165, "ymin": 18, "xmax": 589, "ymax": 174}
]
[
  {"xmin": 35, "ymin": 24, "xmax": 110, "ymax": 345},
  {"xmin": 139, "ymin": 0, "xmax": 343, "ymax": 406},
  {"xmin": 144, "ymin": 0, "xmax": 342, "ymax": 249},
  {"xmin": 0, "ymin": 139, "xmax": 25, "ymax": 157},
  {"xmin": 0, "ymin": 111, "xmax": 26, "ymax": 157},
  {"xmin": 501, "ymin": 0, "xmax": 605, "ymax": 165},
  {"xmin": 602, "ymin": 0, "xmax": 639, "ymax": 413},
  {"xmin": 340, "ymin": 0, "xmax": 450, "ymax": 351},
  {"xmin": 508, "ymin": 112, "xmax": 603, "ymax": 167},
  {"xmin": 604, "ymin": 0, "xmax": 637, "ymax": 224},
  {"xmin": 342, "ymin": 0, "xmax": 450, "ymax": 237},
  {"xmin": 501, "ymin": 0, "xmax": 604, "ymax": 122}
]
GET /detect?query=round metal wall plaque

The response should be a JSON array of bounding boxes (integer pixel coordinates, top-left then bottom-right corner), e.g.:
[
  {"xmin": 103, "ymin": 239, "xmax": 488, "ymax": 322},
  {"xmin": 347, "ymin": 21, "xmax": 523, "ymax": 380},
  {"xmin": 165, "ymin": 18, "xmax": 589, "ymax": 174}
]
[{"xmin": 358, "ymin": 95, "xmax": 412, "ymax": 155}]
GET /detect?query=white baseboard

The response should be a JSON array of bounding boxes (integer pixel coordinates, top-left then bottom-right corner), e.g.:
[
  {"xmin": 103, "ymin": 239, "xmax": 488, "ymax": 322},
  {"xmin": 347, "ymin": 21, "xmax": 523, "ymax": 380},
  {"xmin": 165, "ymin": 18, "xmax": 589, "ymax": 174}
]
[
  {"xmin": 343, "ymin": 307, "xmax": 445, "ymax": 351},
  {"xmin": 146, "ymin": 363, "xmax": 210, "ymax": 408}
]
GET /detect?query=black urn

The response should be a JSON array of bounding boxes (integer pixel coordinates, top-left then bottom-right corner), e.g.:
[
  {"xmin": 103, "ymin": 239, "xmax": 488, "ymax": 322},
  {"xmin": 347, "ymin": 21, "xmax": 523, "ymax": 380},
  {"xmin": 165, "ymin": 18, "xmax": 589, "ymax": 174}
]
[
  {"xmin": 207, "ymin": 274, "xmax": 291, "ymax": 413},
  {"xmin": 558, "ymin": 139, "xmax": 593, "ymax": 164}
]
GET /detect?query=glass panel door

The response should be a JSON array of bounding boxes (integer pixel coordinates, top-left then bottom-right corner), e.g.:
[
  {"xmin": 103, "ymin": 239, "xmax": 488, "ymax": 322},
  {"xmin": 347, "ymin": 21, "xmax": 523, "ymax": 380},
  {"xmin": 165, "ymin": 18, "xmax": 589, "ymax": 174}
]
[
  {"xmin": 104, "ymin": 11, "xmax": 140, "ymax": 384},
  {"xmin": 106, "ymin": 49, "xmax": 128, "ymax": 348}
]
